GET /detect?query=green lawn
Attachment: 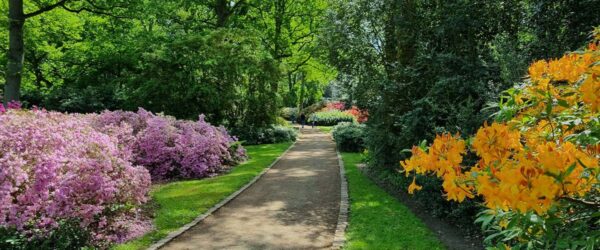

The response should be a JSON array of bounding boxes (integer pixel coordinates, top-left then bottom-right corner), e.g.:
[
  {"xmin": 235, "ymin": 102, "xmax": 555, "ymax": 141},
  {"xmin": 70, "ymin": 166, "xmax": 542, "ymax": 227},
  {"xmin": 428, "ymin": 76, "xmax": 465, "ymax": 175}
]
[
  {"xmin": 318, "ymin": 126, "xmax": 334, "ymax": 133},
  {"xmin": 115, "ymin": 142, "xmax": 293, "ymax": 250},
  {"xmin": 341, "ymin": 152, "xmax": 445, "ymax": 250}
]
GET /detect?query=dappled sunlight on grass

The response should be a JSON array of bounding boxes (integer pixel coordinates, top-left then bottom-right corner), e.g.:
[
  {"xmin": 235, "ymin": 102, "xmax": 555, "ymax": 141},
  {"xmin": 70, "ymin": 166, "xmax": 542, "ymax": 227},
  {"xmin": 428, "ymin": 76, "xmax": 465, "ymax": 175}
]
[
  {"xmin": 341, "ymin": 152, "xmax": 445, "ymax": 250},
  {"xmin": 318, "ymin": 126, "xmax": 334, "ymax": 133},
  {"xmin": 114, "ymin": 142, "xmax": 292, "ymax": 250}
]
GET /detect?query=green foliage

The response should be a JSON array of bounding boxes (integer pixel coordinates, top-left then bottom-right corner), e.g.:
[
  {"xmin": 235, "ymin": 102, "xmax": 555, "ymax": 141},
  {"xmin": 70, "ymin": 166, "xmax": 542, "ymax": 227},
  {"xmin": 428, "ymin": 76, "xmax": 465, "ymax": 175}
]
[
  {"xmin": 115, "ymin": 142, "xmax": 293, "ymax": 250},
  {"xmin": 476, "ymin": 205, "xmax": 600, "ymax": 249},
  {"xmin": 124, "ymin": 28, "xmax": 281, "ymax": 127},
  {"xmin": 232, "ymin": 125, "xmax": 297, "ymax": 145},
  {"xmin": 249, "ymin": 0, "xmax": 335, "ymax": 108},
  {"xmin": 279, "ymin": 107, "xmax": 298, "ymax": 121},
  {"xmin": 0, "ymin": 220, "xmax": 91, "ymax": 250},
  {"xmin": 300, "ymin": 100, "xmax": 326, "ymax": 116},
  {"xmin": 275, "ymin": 116, "xmax": 289, "ymax": 126},
  {"xmin": 332, "ymin": 122, "xmax": 365, "ymax": 152},
  {"xmin": 308, "ymin": 110, "xmax": 354, "ymax": 126}
]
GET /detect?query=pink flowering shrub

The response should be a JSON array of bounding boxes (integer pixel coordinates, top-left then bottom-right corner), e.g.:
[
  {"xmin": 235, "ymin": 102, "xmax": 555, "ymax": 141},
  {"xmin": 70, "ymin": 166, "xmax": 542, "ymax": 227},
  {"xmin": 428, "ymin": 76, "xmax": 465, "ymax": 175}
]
[
  {"xmin": 94, "ymin": 109, "xmax": 246, "ymax": 180},
  {"xmin": 0, "ymin": 110, "xmax": 151, "ymax": 247},
  {"xmin": 174, "ymin": 118, "xmax": 233, "ymax": 178},
  {"xmin": 6, "ymin": 101, "xmax": 21, "ymax": 110},
  {"xmin": 0, "ymin": 100, "xmax": 22, "ymax": 113},
  {"xmin": 325, "ymin": 101, "xmax": 346, "ymax": 111}
]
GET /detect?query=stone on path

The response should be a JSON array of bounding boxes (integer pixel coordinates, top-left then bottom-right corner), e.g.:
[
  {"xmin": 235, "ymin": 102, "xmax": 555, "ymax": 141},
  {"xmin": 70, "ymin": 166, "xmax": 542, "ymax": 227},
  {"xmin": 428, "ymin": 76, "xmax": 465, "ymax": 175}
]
[{"xmin": 162, "ymin": 128, "xmax": 341, "ymax": 250}]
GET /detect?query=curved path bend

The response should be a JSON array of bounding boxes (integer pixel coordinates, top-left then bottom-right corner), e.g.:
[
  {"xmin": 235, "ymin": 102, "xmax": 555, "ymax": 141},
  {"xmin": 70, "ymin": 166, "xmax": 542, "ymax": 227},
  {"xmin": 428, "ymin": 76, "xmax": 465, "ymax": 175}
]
[{"xmin": 162, "ymin": 128, "xmax": 341, "ymax": 250}]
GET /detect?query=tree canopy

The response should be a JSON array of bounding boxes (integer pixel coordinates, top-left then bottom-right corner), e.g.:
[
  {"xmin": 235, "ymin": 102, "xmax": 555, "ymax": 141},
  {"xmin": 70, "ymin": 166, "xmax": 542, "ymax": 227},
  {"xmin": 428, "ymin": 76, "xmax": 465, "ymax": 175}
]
[{"xmin": 1, "ymin": 0, "xmax": 334, "ymax": 127}]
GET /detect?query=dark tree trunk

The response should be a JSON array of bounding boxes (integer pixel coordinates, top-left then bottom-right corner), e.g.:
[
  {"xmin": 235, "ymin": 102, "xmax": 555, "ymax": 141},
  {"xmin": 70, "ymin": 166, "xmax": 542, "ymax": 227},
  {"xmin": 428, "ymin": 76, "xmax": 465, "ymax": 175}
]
[
  {"xmin": 5, "ymin": 0, "xmax": 25, "ymax": 104},
  {"xmin": 273, "ymin": 0, "xmax": 285, "ymax": 60},
  {"xmin": 215, "ymin": 0, "xmax": 229, "ymax": 27}
]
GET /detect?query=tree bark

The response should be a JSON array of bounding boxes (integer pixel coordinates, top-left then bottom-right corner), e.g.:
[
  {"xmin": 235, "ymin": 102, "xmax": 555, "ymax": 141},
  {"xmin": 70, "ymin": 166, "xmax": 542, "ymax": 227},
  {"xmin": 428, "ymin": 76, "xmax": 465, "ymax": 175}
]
[
  {"xmin": 5, "ymin": 0, "xmax": 25, "ymax": 104},
  {"xmin": 215, "ymin": 0, "xmax": 230, "ymax": 27},
  {"xmin": 273, "ymin": 0, "xmax": 285, "ymax": 60}
]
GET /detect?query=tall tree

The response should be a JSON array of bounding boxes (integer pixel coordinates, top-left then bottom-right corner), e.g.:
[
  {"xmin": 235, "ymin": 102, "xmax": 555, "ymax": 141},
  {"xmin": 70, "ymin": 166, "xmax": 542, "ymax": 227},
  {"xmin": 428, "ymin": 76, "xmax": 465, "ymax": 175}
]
[
  {"xmin": 250, "ymin": 0, "xmax": 333, "ymax": 108},
  {"xmin": 5, "ymin": 0, "xmax": 25, "ymax": 104},
  {"xmin": 4, "ymin": 0, "xmax": 131, "ymax": 104}
]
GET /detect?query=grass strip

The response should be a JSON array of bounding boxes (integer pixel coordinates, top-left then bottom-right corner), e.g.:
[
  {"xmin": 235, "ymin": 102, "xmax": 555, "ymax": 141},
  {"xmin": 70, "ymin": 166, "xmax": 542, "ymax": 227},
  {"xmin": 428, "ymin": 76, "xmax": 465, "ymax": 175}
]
[
  {"xmin": 341, "ymin": 152, "xmax": 445, "ymax": 250},
  {"xmin": 318, "ymin": 126, "xmax": 334, "ymax": 133},
  {"xmin": 116, "ymin": 142, "xmax": 293, "ymax": 250}
]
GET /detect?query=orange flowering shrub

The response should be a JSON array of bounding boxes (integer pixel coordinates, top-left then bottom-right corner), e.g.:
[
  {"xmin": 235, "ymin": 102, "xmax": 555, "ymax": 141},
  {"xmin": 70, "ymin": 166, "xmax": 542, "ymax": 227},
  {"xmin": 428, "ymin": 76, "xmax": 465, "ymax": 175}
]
[{"xmin": 401, "ymin": 31, "xmax": 600, "ymax": 248}]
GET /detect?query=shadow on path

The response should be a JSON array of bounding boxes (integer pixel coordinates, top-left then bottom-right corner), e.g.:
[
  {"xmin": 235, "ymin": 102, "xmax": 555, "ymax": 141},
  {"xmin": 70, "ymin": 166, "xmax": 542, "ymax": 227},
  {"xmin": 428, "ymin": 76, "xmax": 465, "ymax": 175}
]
[{"xmin": 162, "ymin": 128, "xmax": 341, "ymax": 250}]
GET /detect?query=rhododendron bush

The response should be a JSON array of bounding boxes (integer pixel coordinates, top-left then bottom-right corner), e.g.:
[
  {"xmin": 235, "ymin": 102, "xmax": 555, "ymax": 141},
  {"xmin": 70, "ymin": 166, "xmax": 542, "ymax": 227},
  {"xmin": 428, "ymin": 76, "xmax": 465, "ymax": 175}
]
[
  {"xmin": 401, "ymin": 34, "xmax": 600, "ymax": 248},
  {"xmin": 0, "ymin": 106, "xmax": 246, "ymax": 248},
  {"xmin": 93, "ymin": 109, "xmax": 247, "ymax": 180},
  {"xmin": 0, "ymin": 109, "xmax": 152, "ymax": 247}
]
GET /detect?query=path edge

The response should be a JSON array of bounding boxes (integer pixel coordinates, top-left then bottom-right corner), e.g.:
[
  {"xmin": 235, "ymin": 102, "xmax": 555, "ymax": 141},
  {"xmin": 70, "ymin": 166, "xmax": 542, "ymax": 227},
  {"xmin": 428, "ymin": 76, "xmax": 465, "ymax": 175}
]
[
  {"xmin": 147, "ymin": 140, "xmax": 298, "ymax": 250},
  {"xmin": 332, "ymin": 149, "xmax": 349, "ymax": 249}
]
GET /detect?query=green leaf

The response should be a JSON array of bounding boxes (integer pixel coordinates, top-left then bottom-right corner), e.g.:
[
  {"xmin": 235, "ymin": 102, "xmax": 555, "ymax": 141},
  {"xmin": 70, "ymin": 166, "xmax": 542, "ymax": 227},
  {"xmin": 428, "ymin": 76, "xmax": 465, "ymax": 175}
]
[
  {"xmin": 557, "ymin": 99, "xmax": 570, "ymax": 108},
  {"xmin": 562, "ymin": 162, "xmax": 578, "ymax": 179}
]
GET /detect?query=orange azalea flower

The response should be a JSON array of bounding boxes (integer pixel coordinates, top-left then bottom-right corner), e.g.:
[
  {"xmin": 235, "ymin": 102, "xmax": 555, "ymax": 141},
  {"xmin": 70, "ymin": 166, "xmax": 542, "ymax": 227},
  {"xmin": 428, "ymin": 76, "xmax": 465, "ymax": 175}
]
[
  {"xmin": 528, "ymin": 60, "xmax": 548, "ymax": 81},
  {"xmin": 408, "ymin": 177, "xmax": 422, "ymax": 194},
  {"xmin": 580, "ymin": 74, "xmax": 600, "ymax": 112}
]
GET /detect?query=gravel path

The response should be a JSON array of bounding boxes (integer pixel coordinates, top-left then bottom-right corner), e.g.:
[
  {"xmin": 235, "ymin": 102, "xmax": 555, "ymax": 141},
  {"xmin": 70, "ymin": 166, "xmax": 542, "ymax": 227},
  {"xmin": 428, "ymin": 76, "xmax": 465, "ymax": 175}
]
[{"xmin": 162, "ymin": 128, "xmax": 341, "ymax": 250}]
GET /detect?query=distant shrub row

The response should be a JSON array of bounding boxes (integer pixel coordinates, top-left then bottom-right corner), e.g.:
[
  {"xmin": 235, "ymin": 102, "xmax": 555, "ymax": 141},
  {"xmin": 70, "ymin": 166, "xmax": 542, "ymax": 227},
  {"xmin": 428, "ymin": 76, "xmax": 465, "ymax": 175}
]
[
  {"xmin": 308, "ymin": 110, "xmax": 355, "ymax": 126},
  {"xmin": 233, "ymin": 125, "xmax": 297, "ymax": 145}
]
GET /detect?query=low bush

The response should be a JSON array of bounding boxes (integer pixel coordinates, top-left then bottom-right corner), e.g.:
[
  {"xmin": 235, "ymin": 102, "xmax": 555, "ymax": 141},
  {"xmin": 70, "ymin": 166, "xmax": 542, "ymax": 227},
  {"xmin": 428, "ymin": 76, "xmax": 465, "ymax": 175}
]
[
  {"xmin": 332, "ymin": 122, "xmax": 366, "ymax": 152},
  {"xmin": 301, "ymin": 101, "xmax": 327, "ymax": 116},
  {"xmin": 0, "ymin": 109, "xmax": 152, "ymax": 248},
  {"xmin": 275, "ymin": 116, "xmax": 290, "ymax": 126},
  {"xmin": 308, "ymin": 110, "xmax": 355, "ymax": 126},
  {"xmin": 280, "ymin": 107, "xmax": 298, "ymax": 121},
  {"xmin": 233, "ymin": 125, "xmax": 297, "ymax": 145},
  {"xmin": 93, "ymin": 109, "xmax": 246, "ymax": 181},
  {"xmin": 271, "ymin": 125, "xmax": 297, "ymax": 143}
]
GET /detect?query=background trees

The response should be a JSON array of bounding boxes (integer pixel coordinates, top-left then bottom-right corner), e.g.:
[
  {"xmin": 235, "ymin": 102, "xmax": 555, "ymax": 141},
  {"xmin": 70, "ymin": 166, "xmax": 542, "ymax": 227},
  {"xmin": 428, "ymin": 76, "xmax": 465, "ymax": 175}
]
[
  {"xmin": 2, "ymin": 0, "xmax": 136, "ymax": 105},
  {"xmin": 1, "ymin": 0, "xmax": 333, "ymax": 128}
]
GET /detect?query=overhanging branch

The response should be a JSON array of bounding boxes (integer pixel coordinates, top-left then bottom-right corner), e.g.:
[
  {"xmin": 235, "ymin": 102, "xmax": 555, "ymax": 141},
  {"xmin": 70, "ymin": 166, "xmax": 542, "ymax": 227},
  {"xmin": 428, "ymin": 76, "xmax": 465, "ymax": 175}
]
[{"xmin": 24, "ymin": 0, "xmax": 70, "ymax": 18}]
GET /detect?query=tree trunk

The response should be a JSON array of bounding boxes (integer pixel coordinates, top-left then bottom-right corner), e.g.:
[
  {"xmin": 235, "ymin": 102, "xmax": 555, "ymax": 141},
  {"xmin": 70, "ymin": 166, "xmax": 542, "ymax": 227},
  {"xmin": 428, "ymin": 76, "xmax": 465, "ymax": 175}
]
[
  {"xmin": 273, "ymin": 0, "xmax": 285, "ymax": 60},
  {"xmin": 5, "ymin": 0, "xmax": 25, "ymax": 104},
  {"xmin": 215, "ymin": 0, "xmax": 229, "ymax": 27}
]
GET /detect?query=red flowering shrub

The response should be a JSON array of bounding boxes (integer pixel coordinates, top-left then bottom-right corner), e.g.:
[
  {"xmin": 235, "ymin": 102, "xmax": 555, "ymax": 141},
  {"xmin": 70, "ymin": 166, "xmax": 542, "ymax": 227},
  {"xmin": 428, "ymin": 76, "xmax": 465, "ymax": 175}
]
[{"xmin": 346, "ymin": 106, "xmax": 368, "ymax": 123}]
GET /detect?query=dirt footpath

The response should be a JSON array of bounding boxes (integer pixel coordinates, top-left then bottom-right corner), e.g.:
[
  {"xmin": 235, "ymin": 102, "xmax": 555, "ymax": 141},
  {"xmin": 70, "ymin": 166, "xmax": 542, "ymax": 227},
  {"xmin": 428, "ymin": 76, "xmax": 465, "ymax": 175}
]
[{"xmin": 162, "ymin": 129, "xmax": 341, "ymax": 250}]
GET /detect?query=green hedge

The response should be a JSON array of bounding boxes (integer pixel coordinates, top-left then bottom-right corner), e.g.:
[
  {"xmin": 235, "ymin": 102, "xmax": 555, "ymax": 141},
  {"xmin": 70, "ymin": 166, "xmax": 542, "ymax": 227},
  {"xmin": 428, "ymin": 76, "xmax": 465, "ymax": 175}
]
[
  {"xmin": 233, "ymin": 125, "xmax": 297, "ymax": 145},
  {"xmin": 332, "ymin": 122, "xmax": 366, "ymax": 152},
  {"xmin": 308, "ymin": 111, "xmax": 355, "ymax": 126}
]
